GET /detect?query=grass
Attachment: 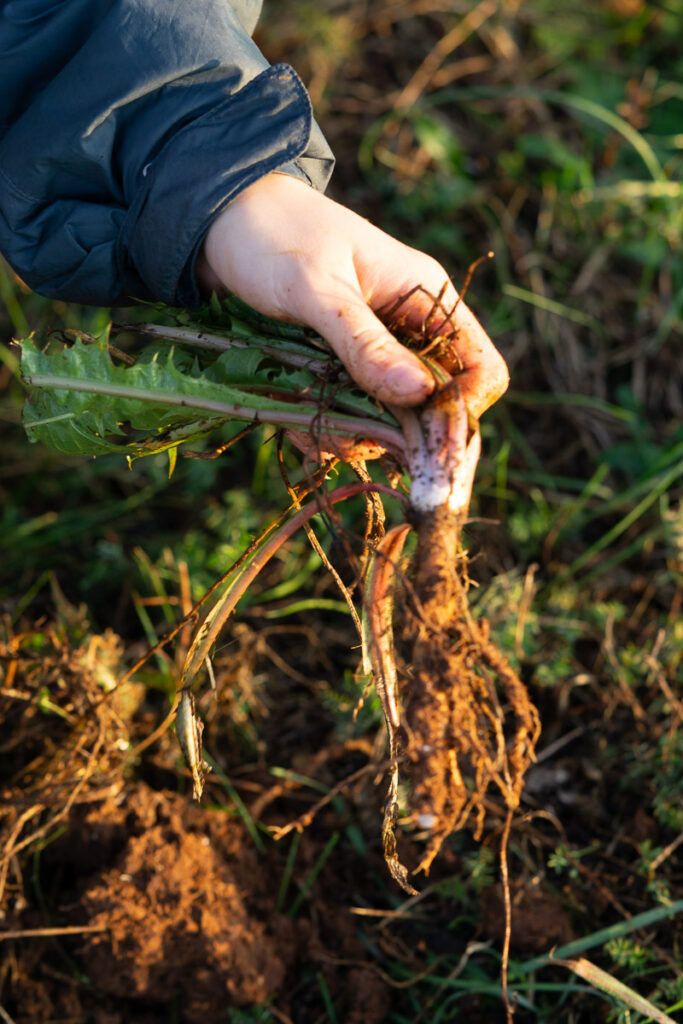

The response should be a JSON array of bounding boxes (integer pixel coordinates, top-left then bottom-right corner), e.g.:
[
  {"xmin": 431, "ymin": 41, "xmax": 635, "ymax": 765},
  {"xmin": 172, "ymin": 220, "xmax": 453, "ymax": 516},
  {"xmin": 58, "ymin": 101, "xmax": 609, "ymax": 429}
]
[{"xmin": 1, "ymin": 0, "xmax": 682, "ymax": 1021}]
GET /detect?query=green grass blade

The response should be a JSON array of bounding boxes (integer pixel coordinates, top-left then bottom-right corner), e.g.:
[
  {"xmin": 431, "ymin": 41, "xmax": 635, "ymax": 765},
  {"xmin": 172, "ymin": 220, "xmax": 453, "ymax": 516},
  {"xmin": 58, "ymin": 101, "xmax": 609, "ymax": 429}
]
[
  {"xmin": 258, "ymin": 597, "xmax": 351, "ymax": 618},
  {"xmin": 0, "ymin": 260, "xmax": 30, "ymax": 337},
  {"xmin": 577, "ymin": 522, "xmax": 667, "ymax": 587},
  {"xmin": 288, "ymin": 832, "xmax": 340, "ymax": 918},
  {"xmin": 567, "ymin": 459, "xmax": 683, "ymax": 576},
  {"xmin": 518, "ymin": 900, "xmax": 683, "ymax": 973},
  {"xmin": 553, "ymin": 957, "xmax": 677, "ymax": 1024},
  {"xmin": 506, "ymin": 390, "xmax": 638, "ymax": 424},
  {"xmin": 502, "ymin": 284, "xmax": 604, "ymax": 333},
  {"xmin": 428, "ymin": 85, "xmax": 666, "ymax": 181},
  {"xmin": 275, "ymin": 832, "xmax": 301, "ymax": 913},
  {"xmin": 270, "ymin": 766, "xmax": 329, "ymax": 795},
  {"xmin": 0, "ymin": 341, "xmax": 23, "ymax": 381},
  {"xmin": 202, "ymin": 751, "xmax": 265, "ymax": 853},
  {"xmin": 316, "ymin": 971, "xmax": 339, "ymax": 1024}
]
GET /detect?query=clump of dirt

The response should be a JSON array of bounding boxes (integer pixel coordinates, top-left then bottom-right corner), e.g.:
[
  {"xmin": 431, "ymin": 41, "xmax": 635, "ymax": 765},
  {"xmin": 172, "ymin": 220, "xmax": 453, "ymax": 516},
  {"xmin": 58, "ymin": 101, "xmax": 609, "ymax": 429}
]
[
  {"xmin": 4, "ymin": 779, "xmax": 392, "ymax": 1024},
  {"xmin": 77, "ymin": 786, "xmax": 296, "ymax": 1021},
  {"xmin": 0, "ymin": 612, "xmax": 393, "ymax": 1023},
  {"xmin": 480, "ymin": 883, "xmax": 576, "ymax": 954}
]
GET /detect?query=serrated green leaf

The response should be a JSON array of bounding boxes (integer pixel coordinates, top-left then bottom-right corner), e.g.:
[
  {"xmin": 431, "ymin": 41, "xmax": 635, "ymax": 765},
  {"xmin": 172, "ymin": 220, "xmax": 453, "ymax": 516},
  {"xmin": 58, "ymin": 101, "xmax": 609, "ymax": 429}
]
[
  {"xmin": 20, "ymin": 330, "xmax": 403, "ymax": 460},
  {"xmin": 207, "ymin": 345, "xmax": 316, "ymax": 393},
  {"xmin": 21, "ymin": 336, "xmax": 228, "ymax": 455}
]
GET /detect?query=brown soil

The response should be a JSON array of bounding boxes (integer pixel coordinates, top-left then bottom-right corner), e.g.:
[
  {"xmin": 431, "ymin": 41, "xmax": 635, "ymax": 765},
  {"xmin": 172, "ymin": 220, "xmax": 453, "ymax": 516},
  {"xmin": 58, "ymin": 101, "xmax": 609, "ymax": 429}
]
[
  {"xmin": 0, "ymin": 614, "xmax": 396, "ymax": 1024},
  {"xmin": 9, "ymin": 787, "xmax": 295, "ymax": 1023},
  {"xmin": 480, "ymin": 884, "xmax": 576, "ymax": 954},
  {"xmin": 2, "ymin": 777, "xmax": 392, "ymax": 1024},
  {"xmin": 2, "ymin": 575, "xmax": 681, "ymax": 1023},
  {"xmin": 77, "ymin": 787, "xmax": 295, "ymax": 1017}
]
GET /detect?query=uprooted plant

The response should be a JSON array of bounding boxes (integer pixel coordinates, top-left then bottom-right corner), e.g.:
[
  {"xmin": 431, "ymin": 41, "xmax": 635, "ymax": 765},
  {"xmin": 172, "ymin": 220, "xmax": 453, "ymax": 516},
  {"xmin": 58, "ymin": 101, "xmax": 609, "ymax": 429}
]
[{"xmin": 19, "ymin": 289, "xmax": 540, "ymax": 900}]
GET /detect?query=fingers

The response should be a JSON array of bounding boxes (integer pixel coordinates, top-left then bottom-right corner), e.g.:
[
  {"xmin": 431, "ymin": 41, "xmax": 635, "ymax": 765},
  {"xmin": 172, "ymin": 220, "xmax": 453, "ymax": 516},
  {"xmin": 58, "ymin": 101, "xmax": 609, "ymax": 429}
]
[
  {"xmin": 357, "ymin": 245, "xmax": 510, "ymax": 418},
  {"xmin": 203, "ymin": 172, "xmax": 508, "ymax": 416},
  {"xmin": 309, "ymin": 297, "xmax": 435, "ymax": 407},
  {"xmin": 396, "ymin": 274, "xmax": 509, "ymax": 418},
  {"xmin": 442, "ymin": 296, "xmax": 510, "ymax": 419}
]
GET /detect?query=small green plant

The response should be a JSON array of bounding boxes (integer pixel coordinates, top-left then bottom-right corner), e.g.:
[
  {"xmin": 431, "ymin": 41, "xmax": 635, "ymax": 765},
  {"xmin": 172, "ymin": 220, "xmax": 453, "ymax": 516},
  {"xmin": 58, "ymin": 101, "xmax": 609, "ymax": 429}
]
[
  {"xmin": 548, "ymin": 841, "xmax": 599, "ymax": 880},
  {"xmin": 606, "ymin": 936, "xmax": 656, "ymax": 971},
  {"xmin": 463, "ymin": 845, "xmax": 496, "ymax": 893}
]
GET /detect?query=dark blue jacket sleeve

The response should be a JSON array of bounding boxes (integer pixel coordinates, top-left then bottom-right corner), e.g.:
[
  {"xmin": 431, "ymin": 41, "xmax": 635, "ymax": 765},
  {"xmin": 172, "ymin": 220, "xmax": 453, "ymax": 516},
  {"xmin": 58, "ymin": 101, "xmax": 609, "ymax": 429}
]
[{"xmin": 0, "ymin": 0, "xmax": 334, "ymax": 307}]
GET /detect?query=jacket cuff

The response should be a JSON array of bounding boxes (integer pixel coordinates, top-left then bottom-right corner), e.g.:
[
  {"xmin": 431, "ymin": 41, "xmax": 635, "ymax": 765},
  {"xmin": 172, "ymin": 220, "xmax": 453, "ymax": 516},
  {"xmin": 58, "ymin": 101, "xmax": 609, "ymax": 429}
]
[{"xmin": 122, "ymin": 63, "xmax": 334, "ymax": 309}]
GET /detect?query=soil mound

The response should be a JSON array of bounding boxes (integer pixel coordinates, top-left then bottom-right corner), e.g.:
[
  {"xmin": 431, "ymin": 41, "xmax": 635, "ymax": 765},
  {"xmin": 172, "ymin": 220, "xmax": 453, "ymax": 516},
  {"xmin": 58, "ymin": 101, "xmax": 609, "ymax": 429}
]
[{"xmin": 77, "ymin": 786, "xmax": 295, "ymax": 1021}]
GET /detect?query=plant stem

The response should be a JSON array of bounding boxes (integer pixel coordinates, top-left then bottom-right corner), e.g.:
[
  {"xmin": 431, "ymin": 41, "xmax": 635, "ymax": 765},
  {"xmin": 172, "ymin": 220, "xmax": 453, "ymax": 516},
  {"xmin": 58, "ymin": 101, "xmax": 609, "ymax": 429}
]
[
  {"xmin": 182, "ymin": 481, "xmax": 408, "ymax": 688},
  {"xmin": 24, "ymin": 373, "xmax": 406, "ymax": 455},
  {"xmin": 129, "ymin": 321, "xmax": 332, "ymax": 374}
]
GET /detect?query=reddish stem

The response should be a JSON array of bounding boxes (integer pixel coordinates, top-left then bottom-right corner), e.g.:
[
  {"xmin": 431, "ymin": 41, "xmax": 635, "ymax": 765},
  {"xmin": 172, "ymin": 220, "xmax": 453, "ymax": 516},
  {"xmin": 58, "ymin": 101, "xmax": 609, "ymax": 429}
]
[{"xmin": 182, "ymin": 482, "xmax": 407, "ymax": 687}]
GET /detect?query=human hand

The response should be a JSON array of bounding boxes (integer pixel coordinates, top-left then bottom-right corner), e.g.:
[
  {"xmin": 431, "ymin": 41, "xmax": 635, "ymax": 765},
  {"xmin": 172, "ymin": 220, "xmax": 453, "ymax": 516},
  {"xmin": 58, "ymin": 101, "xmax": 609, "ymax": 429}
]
[{"xmin": 197, "ymin": 173, "xmax": 508, "ymax": 454}]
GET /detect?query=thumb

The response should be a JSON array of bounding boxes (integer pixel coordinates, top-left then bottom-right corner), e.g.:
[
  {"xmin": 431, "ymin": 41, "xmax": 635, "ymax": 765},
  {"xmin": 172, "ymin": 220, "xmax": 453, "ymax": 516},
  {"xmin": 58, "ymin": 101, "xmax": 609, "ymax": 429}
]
[{"xmin": 311, "ymin": 298, "xmax": 434, "ymax": 406}]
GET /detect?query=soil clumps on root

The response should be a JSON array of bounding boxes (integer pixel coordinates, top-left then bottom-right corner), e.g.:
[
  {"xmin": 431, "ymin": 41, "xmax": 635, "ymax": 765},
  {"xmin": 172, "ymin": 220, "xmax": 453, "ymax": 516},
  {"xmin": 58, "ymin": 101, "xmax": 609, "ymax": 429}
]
[
  {"xmin": 401, "ymin": 503, "xmax": 541, "ymax": 877},
  {"xmin": 393, "ymin": 501, "xmax": 540, "ymax": 872},
  {"xmin": 369, "ymin": 357, "xmax": 541, "ymax": 889}
]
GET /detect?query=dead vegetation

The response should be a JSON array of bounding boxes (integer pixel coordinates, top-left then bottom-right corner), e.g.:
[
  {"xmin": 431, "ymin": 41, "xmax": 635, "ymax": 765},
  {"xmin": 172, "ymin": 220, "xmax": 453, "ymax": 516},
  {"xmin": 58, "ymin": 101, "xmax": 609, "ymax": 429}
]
[{"xmin": 0, "ymin": 608, "xmax": 136, "ymax": 914}]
